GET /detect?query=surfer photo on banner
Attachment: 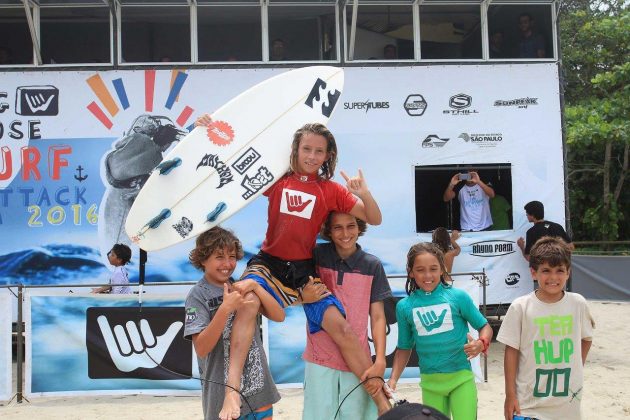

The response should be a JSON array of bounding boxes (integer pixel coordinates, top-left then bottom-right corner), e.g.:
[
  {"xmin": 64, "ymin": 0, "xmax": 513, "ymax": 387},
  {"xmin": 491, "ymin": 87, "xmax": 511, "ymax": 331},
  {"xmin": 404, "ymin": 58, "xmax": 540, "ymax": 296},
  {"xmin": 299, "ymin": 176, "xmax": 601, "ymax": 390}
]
[
  {"xmin": 98, "ymin": 115, "xmax": 186, "ymax": 260},
  {"xmin": 194, "ymin": 115, "xmax": 392, "ymax": 419}
]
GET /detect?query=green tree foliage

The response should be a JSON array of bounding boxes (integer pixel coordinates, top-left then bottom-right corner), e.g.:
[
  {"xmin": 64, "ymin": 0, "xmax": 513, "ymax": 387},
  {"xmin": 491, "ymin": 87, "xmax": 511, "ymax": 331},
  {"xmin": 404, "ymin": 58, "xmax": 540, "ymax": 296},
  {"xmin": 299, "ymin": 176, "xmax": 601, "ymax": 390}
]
[{"xmin": 561, "ymin": 1, "xmax": 629, "ymax": 241}]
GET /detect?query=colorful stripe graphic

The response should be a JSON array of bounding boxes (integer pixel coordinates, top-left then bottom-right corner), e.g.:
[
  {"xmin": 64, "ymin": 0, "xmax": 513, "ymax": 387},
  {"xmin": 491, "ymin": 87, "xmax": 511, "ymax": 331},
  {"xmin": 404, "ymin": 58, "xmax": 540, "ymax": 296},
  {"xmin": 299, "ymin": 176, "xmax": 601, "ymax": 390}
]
[
  {"xmin": 87, "ymin": 70, "xmax": 193, "ymax": 130},
  {"xmin": 86, "ymin": 74, "xmax": 119, "ymax": 117},
  {"xmin": 112, "ymin": 78, "xmax": 130, "ymax": 110},
  {"xmin": 176, "ymin": 106, "xmax": 194, "ymax": 127},
  {"xmin": 145, "ymin": 70, "xmax": 156, "ymax": 112},
  {"xmin": 169, "ymin": 69, "xmax": 185, "ymax": 102},
  {"xmin": 87, "ymin": 102, "xmax": 113, "ymax": 129},
  {"xmin": 165, "ymin": 71, "xmax": 188, "ymax": 110}
]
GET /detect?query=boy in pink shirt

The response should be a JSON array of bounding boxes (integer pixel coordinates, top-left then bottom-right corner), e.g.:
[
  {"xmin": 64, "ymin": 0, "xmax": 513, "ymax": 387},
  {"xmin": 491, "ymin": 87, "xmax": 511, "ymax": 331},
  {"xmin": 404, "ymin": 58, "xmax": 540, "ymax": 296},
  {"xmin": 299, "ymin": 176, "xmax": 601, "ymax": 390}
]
[{"xmin": 302, "ymin": 212, "xmax": 392, "ymax": 420}]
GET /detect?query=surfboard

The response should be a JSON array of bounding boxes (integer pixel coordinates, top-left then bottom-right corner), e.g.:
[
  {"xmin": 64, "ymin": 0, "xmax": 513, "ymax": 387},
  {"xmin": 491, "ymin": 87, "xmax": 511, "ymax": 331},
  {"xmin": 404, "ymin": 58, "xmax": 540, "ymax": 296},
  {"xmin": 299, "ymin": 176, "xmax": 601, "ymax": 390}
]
[{"xmin": 125, "ymin": 66, "xmax": 344, "ymax": 251}]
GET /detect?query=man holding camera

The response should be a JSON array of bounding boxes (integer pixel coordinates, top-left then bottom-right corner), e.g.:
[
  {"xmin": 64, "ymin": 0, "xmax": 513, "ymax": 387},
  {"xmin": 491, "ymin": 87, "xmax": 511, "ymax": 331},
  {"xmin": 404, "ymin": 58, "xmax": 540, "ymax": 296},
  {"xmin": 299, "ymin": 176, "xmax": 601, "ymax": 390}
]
[{"xmin": 443, "ymin": 171, "xmax": 495, "ymax": 231}]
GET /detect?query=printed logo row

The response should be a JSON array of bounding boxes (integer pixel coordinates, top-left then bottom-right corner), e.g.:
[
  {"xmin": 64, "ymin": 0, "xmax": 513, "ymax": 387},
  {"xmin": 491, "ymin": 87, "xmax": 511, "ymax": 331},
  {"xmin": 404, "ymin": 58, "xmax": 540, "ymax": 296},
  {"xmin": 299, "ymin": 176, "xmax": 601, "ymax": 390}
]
[{"xmin": 343, "ymin": 93, "xmax": 539, "ymax": 116}]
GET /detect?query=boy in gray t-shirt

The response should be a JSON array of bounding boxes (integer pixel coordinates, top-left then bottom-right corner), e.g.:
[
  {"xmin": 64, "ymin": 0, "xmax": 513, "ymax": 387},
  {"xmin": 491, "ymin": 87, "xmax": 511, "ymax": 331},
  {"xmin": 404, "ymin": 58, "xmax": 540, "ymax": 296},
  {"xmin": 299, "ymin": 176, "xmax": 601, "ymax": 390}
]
[{"xmin": 184, "ymin": 227, "xmax": 282, "ymax": 420}]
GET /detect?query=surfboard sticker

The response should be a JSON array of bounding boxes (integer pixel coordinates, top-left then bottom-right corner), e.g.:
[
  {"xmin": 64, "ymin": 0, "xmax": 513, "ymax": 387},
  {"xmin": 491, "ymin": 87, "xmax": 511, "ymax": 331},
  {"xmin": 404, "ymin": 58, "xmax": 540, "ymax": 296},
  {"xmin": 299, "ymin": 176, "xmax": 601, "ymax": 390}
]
[{"xmin": 125, "ymin": 66, "xmax": 344, "ymax": 251}]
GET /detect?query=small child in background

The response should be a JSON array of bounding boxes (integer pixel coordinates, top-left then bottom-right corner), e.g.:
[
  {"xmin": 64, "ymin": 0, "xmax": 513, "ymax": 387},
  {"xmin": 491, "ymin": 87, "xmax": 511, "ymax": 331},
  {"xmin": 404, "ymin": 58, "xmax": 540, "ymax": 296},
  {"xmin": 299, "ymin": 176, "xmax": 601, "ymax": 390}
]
[
  {"xmin": 302, "ymin": 212, "xmax": 392, "ymax": 420},
  {"xmin": 431, "ymin": 227, "xmax": 461, "ymax": 274},
  {"xmin": 497, "ymin": 236, "xmax": 594, "ymax": 420},
  {"xmin": 92, "ymin": 243, "xmax": 132, "ymax": 294},
  {"xmin": 387, "ymin": 243, "xmax": 493, "ymax": 420},
  {"xmin": 183, "ymin": 227, "xmax": 284, "ymax": 420}
]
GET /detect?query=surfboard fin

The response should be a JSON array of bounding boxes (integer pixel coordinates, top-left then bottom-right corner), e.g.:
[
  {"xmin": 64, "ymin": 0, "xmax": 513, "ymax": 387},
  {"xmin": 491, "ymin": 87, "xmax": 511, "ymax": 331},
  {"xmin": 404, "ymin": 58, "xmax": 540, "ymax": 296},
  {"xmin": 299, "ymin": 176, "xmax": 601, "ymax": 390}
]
[
  {"xmin": 146, "ymin": 209, "xmax": 172, "ymax": 229},
  {"xmin": 155, "ymin": 158, "xmax": 182, "ymax": 175},
  {"xmin": 206, "ymin": 202, "xmax": 227, "ymax": 223}
]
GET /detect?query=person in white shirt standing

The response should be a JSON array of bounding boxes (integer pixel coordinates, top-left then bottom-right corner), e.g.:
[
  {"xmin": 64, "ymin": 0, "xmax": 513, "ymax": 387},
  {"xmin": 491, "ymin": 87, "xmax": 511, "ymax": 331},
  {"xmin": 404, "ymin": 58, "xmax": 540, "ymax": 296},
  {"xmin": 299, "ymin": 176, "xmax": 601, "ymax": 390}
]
[
  {"xmin": 443, "ymin": 170, "xmax": 495, "ymax": 231},
  {"xmin": 92, "ymin": 244, "xmax": 132, "ymax": 294}
]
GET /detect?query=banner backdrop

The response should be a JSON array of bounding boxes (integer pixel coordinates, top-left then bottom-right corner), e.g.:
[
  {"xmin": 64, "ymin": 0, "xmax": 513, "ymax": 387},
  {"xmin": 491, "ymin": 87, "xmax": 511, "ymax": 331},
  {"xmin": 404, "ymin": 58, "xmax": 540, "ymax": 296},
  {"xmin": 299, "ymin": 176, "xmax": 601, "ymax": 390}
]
[
  {"xmin": 266, "ymin": 277, "xmax": 484, "ymax": 385},
  {"xmin": 0, "ymin": 289, "xmax": 11, "ymax": 402},
  {"xmin": 23, "ymin": 283, "xmax": 484, "ymax": 394},
  {"xmin": 0, "ymin": 64, "xmax": 564, "ymax": 307},
  {"xmin": 25, "ymin": 291, "xmax": 200, "ymax": 396}
]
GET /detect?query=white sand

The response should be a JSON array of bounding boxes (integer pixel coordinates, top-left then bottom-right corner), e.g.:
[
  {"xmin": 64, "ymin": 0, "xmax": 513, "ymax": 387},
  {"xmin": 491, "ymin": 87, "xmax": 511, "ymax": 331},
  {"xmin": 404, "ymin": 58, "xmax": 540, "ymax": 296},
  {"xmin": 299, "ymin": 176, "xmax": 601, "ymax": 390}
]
[{"xmin": 2, "ymin": 301, "xmax": 629, "ymax": 419}]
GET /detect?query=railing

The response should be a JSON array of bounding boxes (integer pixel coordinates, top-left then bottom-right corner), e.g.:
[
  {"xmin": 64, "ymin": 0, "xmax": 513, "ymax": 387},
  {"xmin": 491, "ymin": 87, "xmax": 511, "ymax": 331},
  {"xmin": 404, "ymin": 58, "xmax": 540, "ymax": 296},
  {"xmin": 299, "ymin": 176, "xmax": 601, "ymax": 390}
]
[
  {"xmin": 573, "ymin": 241, "xmax": 630, "ymax": 256},
  {"xmin": 2, "ymin": 271, "xmax": 488, "ymax": 402}
]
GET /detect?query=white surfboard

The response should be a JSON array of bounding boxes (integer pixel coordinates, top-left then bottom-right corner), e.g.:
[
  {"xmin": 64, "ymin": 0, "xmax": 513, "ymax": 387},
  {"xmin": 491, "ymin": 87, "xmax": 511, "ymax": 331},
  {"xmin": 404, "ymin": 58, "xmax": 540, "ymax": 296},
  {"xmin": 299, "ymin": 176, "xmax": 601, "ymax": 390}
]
[{"xmin": 125, "ymin": 66, "xmax": 344, "ymax": 251}]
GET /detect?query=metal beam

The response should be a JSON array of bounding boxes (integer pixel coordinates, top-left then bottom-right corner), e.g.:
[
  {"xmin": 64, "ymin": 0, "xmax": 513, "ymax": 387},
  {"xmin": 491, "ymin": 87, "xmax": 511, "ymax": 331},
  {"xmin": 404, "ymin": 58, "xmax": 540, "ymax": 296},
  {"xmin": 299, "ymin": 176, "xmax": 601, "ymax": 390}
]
[
  {"xmin": 348, "ymin": 0, "xmax": 357, "ymax": 60},
  {"xmin": 21, "ymin": 0, "xmax": 41, "ymax": 66}
]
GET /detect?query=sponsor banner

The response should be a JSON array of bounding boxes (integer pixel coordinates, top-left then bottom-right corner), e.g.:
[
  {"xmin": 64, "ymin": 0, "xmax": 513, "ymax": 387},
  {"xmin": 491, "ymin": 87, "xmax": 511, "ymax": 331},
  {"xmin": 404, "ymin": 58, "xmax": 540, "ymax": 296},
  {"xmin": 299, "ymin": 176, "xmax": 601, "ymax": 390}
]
[
  {"xmin": 0, "ymin": 289, "xmax": 11, "ymax": 401},
  {"xmin": 266, "ymin": 277, "xmax": 483, "ymax": 385},
  {"xmin": 24, "ymin": 291, "xmax": 200, "ymax": 397},
  {"xmin": 1, "ymin": 63, "xmax": 561, "ymax": 309},
  {"xmin": 339, "ymin": 64, "xmax": 562, "ymax": 305}
]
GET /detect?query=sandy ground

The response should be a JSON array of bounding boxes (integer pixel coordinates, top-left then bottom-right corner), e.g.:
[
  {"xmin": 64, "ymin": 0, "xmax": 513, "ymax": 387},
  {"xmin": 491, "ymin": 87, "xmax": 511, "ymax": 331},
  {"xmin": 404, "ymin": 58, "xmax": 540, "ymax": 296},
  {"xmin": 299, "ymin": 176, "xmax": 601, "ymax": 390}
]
[{"xmin": 1, "ymin": 301, "xmax": 629, "ymax": 419}]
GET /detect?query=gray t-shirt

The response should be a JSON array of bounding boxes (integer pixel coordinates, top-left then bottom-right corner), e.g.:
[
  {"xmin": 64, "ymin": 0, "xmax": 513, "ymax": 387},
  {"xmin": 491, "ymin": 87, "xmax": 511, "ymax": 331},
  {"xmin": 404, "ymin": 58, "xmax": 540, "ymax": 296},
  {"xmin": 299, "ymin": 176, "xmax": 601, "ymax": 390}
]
[{"xmin": 184, "ymin": 278, "xmax": 280, "ymax": 419}]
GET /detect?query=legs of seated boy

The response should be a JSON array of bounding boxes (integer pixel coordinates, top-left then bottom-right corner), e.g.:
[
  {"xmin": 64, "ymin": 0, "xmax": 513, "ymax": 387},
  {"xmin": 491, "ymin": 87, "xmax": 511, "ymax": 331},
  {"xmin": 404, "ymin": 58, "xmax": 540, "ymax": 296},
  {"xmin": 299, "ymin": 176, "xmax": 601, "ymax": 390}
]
[
  {"xmin": 303, "ymin": 362, "xmax": 377, "ymax": 420},
  {"xmin": 221, "ymin": 264, "xmax": 293, "ymax": 420},
  {"xmin": 319, "ymin": 305, "xmax": 391, "ymax": 415},
  {"xmin": 220, "ymin": 291, "xmax": 262, "ymax": 420}
]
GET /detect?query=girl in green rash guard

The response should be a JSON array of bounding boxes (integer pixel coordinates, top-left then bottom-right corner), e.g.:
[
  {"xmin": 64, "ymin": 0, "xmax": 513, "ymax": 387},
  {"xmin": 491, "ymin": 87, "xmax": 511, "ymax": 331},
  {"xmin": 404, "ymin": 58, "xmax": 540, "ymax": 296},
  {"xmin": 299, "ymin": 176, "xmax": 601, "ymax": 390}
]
[{"xmin": 386, "ymin": 243, "xmax": 493, "ymax": 420}]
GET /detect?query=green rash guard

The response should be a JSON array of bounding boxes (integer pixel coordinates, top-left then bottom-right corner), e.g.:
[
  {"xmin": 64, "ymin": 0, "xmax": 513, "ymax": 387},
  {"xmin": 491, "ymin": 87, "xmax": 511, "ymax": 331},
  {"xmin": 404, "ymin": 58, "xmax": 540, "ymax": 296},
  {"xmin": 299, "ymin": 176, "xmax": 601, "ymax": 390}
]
[{"xmin": 396, "ymin": 283, "xmax": 488, "ymax": 374}]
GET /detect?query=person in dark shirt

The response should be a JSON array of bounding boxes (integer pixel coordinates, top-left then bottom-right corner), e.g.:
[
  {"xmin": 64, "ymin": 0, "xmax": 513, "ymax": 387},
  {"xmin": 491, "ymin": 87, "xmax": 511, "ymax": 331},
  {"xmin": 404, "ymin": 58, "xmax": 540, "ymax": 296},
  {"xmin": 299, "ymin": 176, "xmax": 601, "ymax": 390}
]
[
  {"xmin": 489, "ymin": 30, "xmax": 507, "ymax": 59},
  {"xmin": 517, "ymin": 200, "xmax": 573, "ymax": 261},
  {"xmin": 517, "ymin": 13, "xmax": 546, "ymax": 58}
]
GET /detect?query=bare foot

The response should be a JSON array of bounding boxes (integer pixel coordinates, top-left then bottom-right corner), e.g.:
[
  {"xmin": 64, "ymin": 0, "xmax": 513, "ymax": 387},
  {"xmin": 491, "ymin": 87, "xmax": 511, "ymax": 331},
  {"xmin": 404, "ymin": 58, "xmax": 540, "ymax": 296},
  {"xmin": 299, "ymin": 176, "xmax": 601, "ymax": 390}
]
[{"xmin": 219, "ymin": 390, "xmax": 241, "ymax": 420}]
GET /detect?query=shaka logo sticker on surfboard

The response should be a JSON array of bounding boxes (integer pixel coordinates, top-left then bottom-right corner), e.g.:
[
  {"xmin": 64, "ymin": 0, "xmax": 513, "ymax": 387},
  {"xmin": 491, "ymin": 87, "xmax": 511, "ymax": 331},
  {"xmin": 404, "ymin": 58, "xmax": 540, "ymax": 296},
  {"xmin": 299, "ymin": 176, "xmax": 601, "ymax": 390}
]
[{"xmin": 125, "ymin": 66, "xmax": 344, "ymax": 251}]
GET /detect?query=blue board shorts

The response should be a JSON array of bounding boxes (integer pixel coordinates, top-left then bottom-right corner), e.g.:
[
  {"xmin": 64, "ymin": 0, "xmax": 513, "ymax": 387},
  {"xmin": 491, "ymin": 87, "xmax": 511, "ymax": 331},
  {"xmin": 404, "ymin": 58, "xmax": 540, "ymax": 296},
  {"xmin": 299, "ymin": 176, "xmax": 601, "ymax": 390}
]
[
  {"xmin": 240, "ymin": 252, "xmax": 345, "ymax": 333},
  {"xmin": 303, "ymin": 294, "xmax": 345, "ymax": 333}
]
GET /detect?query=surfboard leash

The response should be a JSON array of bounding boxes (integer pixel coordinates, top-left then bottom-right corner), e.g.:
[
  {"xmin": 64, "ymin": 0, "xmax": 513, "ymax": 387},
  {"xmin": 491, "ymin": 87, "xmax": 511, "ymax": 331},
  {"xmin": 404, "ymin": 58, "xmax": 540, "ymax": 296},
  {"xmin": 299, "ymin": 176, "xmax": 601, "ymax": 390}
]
[
  {"xmin": 333, "ymin": 376, "xmax": 408, "ymax": 420},
  {"xmin": 142, "ymin": 348, "xmax": 257, "ymax": 418}
]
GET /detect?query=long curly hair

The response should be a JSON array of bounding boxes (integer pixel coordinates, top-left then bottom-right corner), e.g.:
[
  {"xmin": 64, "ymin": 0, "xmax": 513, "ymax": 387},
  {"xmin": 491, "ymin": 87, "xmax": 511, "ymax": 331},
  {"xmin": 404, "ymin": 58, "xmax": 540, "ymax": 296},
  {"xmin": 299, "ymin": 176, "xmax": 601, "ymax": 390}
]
[
  {"xmin": 405, "ymin": 242, "xmax": 450, "ymax": 295},
  {"xmin": 288, "ymin": 123, "xmax": 338, "ymax": 180}
]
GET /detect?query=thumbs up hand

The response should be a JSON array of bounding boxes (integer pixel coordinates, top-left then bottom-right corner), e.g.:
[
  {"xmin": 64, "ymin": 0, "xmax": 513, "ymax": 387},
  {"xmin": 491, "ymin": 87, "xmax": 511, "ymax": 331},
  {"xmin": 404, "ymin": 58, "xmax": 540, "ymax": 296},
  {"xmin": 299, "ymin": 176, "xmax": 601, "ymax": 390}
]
[{"xmin": 464, "ymin": 333, "xmax": 483, "ymax": 360}]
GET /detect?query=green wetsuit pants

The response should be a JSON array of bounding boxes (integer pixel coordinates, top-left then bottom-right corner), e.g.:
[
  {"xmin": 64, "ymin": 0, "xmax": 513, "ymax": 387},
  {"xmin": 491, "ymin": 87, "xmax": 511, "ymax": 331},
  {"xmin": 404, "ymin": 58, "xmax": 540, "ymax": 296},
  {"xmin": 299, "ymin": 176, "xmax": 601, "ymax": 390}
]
[{"xmin": 420, "ymin": 369, "xmax": 477, "ymax": 420}]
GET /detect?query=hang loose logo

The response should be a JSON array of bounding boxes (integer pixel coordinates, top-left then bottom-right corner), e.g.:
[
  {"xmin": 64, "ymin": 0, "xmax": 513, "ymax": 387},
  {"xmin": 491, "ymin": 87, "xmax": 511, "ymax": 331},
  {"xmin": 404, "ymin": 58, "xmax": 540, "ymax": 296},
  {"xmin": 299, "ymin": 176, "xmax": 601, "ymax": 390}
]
[
  {"xmin": 97, "ymin": 315, "xmax": 183, "ymax": 372},
  {"xmin": 285, "ymin": 191, "xmax": 312, "ymax": 212},
  {"xmin": 416, "ymin": 308, "xmax": 447, "ymax": 332},
  {"xmin": 412, "ymin": 304, "xmax": 453, "ymax": 336},
  {"xmin": 280, "ymin": 188, "xmax": 316, "ymax": 219}
]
